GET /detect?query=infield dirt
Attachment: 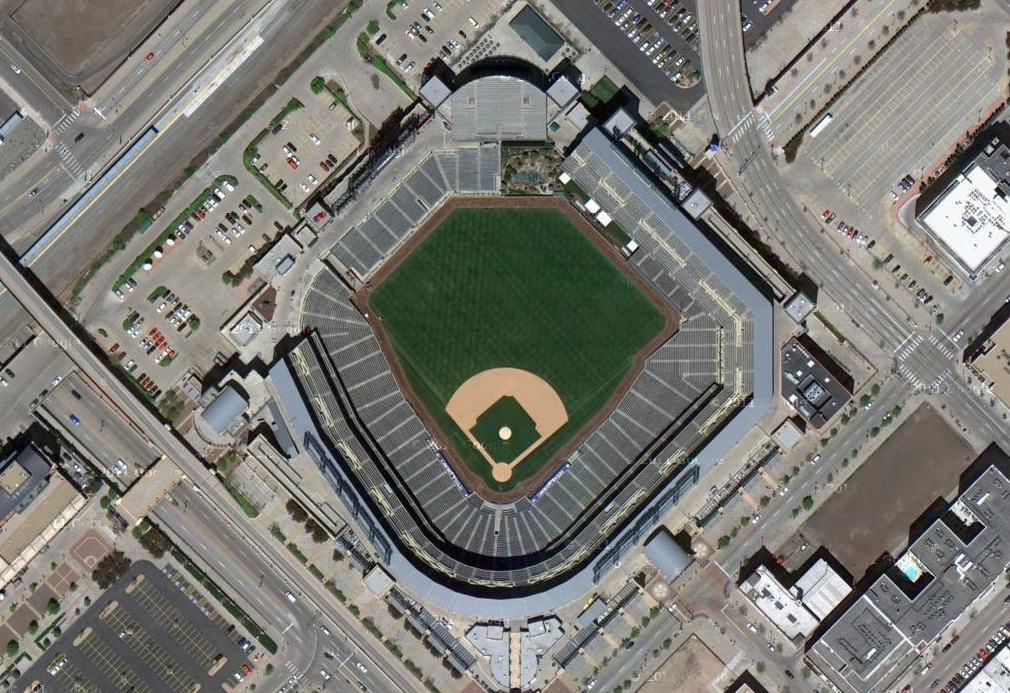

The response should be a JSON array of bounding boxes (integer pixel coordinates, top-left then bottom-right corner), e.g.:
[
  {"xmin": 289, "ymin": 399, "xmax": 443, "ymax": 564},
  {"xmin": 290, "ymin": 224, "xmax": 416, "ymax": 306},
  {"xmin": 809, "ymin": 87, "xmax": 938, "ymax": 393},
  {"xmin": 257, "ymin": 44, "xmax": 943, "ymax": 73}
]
[{"xmin": 357, "ymin": 196, "xmax": 679, "ymax": 502}]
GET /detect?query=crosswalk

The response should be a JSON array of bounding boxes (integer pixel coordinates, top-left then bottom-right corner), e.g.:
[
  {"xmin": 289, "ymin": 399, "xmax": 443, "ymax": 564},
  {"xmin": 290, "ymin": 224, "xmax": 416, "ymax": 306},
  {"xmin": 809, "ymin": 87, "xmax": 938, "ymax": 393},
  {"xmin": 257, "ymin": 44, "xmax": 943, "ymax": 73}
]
[
  {"xmin": 894, "ymin": 331, "xmax": 958, "ymax": 393},
  {"xmin": 724, "ymin": 111, "xmax": 776, "ymax": 146},
  {"xmin": 53, "ymin": 108, "xmax": 81, "ymax": 135},
  {"xmin": 54, "ymin": 142, "xmax": 85, "ymax": 177},
  {"xmin": 927, "ymin": 332, "xmax": 957, "ymax": 360},
  {"xmin": 283, "ymin": 660, "xmax": 305, "ymax": 687},
  {"xmin": 756, "ymin": 111, "xmax": 775, "ymax": 142}
]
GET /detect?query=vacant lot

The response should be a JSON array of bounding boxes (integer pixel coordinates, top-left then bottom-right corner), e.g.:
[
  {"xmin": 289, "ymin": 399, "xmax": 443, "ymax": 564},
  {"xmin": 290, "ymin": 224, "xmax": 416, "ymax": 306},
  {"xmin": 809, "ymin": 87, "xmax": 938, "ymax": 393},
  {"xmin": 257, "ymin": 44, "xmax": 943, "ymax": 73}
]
[
  {"xmin": 9, "ymin": 0, "xmax": 178, "ymax": 87},
  {"xmin": 638, "ymin": 635, "xmax": 726, "ymax": 693},
  {"xmin": 803, "ymin": 403, "xmax": 974, "ymax": 579},
  {"xmin": 368, "ymin": 204, "xmax": 671, "ymax": 491}
]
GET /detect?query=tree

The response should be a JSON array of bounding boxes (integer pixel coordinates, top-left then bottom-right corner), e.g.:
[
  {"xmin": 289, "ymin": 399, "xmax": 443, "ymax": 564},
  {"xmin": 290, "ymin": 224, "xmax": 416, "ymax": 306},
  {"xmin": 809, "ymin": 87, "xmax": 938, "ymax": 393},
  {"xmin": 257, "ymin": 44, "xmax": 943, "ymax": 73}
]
[
  {"xmin": 310, "ymin": 523, "xmax": 329, "ymax": 544},
  {"xmin": 92, "ymin": 550, "xmax": 132, "ymax": 590},
  {"xmin": 802, "ymin": 496, "xmax": 814, "ymax": 511},
  {"xmin": 46, "ymin": 598, "xmax": 59, "ymax": 615},
  {"xmin": 139, "ymin": 525, "xmax": 172, "ymax": 559},
  {"xmin": 871, "ymin": 383, "xmax": 881, "ymax": 396},
  {"xmin": 5, "ymin": 640, "xmax": 16, "ymax": 657},
  {"xmin": 27, "ymin": 621, "xmax": 38, "ymax": 636},
  {"xmin": 935, "ymin": 313, "xmax": 945, "ymax": 326},
  {"xmin": 286, "ymin": 499, "xmax": 308, "ymax": 523},
  {"xmin": 310, "ymin": 76, "xmax": 326, "ymax": 94}
]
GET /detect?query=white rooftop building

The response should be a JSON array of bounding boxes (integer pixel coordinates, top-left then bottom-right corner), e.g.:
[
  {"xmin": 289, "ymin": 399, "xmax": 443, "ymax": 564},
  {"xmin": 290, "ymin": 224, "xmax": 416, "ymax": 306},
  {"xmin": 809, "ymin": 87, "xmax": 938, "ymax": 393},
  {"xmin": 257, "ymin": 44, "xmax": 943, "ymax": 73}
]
[
  {"xmin": 742, "ymin": 565, "xmax": 819, "ymax": 640},
  {"xmin": 920, "ymin": 163, "xmax": 1010, "ymax": 275}
]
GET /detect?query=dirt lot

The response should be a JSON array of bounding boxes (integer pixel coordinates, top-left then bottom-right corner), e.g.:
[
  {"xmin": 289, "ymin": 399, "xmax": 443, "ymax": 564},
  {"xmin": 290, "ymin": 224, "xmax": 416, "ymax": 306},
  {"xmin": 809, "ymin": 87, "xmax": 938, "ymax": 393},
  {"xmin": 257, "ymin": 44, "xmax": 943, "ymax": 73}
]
[
  {"xmin": 802, "ymin": 403, "xmax": 975, "ymax": 580},
  {"xmin": 638, "ymin": 635, "xmax": 725, "ymax": 693},
  {"xmin": 8, "ymin": 0, "xmax": 179, "ymax": 89}
]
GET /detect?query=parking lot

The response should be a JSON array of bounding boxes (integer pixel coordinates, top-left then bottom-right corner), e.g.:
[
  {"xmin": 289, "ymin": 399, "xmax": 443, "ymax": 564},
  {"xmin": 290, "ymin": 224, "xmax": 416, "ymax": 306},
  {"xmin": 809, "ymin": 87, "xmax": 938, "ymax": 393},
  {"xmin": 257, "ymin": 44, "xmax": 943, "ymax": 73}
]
[
  {"xmin": 376, "ymin": 0, "xmax": 501, "ymax": 84},
  {"xmin": 252, "ymin": 86, "xmax": 362, "ymax": 207},
  {"xmin": 87, "ymin": 168, "xmax": 291, "ymax": 394},
  {"xmin": 552, "ymin": 0, "xmax": 704, "ymax": 111},
  {"xmin": 38, "ymin": 372, "xmax": 158, "ymax": 484},
  {"xmin": 593, "ymin": 0, "xmax": 703, "ymax": 90},
  {"xmin": 16, "ymin": 561, "xmax": 254, "ymax": 693},
  {"xmin": 802, "ymin": 8, "xmax": 1006, "ymax": 208}
]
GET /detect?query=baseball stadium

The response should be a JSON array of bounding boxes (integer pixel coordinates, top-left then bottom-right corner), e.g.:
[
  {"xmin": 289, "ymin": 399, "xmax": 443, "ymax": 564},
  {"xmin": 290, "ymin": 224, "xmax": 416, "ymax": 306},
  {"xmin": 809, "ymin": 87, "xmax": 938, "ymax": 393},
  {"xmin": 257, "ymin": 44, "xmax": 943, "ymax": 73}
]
[{"xmin": 270, "ymin": 70, "xmax": 774, "ymax": 616}]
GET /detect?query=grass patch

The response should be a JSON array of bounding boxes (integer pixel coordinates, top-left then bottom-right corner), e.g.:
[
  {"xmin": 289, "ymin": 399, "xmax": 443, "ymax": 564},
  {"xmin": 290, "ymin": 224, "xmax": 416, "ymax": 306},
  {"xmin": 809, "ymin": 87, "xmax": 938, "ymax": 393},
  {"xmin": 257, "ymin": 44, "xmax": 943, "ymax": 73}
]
[
  {"xmin": 269, "ymin": 524, "xmax": 286, "ymax": 542},
  {"xmin": 386, "ymin": 0, "xmax": 399, "ymax": 19},
  {"xmin": 581, "ymin": 76, "xmax": 620, "ymax": 109},
  {"xmin": 287, "ymin": 542, "xmax": 308, "ymax": 564},
  {"xmin": 370, "ymin": 206, "xmax": 666, "ymax": 491},
  {"xmin": 217, "ymin": 474, "xmax": 259, "ymax": 518}
]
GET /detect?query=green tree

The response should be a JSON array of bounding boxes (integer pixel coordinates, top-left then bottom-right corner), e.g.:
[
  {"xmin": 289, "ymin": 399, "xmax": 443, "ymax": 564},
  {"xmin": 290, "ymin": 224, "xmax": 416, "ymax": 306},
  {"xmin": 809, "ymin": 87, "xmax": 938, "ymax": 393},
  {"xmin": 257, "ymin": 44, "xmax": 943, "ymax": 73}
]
[
  {"xmin": 139, "ymin": 525, "xmax": 172, "ymax": 559},
  {"xmin": 46, "ymin": 598, "xmax": 59, "ymax": 615},
  {"xmin": 5, "ymin": 640, "xmax": 17, "ymax": 657},
  {"xmin": 286, "ymin": 499, "xmax": 308, "ymax": 522},
  {"xmin": 310, "ymin": 76, "xmax": 326, "ymax": 94},
  {"xmin": 802, "ymin": 495, "xmax": 814, "ymax": 511},
  {"xmin": 27, "ymin": 621, "xmax": 38, "ymax": 636}
]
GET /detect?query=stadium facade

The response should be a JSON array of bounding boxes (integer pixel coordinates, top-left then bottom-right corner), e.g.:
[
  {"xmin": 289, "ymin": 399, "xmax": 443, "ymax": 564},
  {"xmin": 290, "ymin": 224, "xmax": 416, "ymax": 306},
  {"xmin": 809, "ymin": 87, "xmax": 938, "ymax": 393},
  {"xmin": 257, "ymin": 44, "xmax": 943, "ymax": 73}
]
[{"xmin": 268, "ymin": 72, "xmax": 774, "ymax": 617}]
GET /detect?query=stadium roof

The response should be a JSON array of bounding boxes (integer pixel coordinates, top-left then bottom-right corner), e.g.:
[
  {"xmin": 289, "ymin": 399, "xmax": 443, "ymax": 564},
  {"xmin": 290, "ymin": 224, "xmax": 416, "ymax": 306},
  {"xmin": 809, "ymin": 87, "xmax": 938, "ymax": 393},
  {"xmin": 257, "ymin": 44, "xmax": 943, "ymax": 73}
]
[
  {"xmin": 643, "ymin": 528, "xmax": 693, "ymax": 581},
  {"xmin": 201, "ymin": 385, "xmax": 248, "ymax": 434},
  {"xmin": 509, "ymin": 6, "xmax": 565, "ymax": 62},
  {"xmin": 451, "ymin": 76, "xmax": 547, "ymax": 142}
]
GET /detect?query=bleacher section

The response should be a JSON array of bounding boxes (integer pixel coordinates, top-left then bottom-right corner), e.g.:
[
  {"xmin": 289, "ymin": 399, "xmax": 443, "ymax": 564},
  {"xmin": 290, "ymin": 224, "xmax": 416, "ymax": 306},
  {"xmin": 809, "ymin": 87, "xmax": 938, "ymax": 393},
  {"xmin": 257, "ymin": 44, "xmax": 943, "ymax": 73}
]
[
  {"xmin": 331, "ymin": 146, "xmax": 501, "ymax": 280},
  {"xmin": 282, "ymin": 125, "xmax": 772, "ymax": 593}
]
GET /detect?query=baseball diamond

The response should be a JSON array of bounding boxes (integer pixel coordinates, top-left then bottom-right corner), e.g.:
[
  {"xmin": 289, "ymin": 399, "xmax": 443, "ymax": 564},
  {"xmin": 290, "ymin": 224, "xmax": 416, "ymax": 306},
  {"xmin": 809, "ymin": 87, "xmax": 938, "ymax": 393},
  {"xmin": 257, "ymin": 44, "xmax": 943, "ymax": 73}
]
[{"xmin": 367, "ymin": 204, "xmax": 674, "ymax": 493}]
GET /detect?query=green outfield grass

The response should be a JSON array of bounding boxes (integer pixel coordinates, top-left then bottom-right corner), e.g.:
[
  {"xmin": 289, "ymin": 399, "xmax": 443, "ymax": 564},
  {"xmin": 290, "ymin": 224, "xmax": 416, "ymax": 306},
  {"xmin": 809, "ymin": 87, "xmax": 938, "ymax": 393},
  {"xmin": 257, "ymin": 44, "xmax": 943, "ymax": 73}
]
[{"xmin": 370, "ymin": 206, "xmax": 667, "ymax": 492}]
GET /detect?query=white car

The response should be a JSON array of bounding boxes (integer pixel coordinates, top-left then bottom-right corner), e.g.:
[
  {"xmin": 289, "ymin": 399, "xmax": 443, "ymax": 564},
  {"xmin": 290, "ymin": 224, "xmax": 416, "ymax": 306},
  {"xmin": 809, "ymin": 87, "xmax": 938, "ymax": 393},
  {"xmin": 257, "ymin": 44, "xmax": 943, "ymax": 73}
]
[
  {"xmin": 307, "ymin": 174, "xmax": 317, "ymax": 185},
  {"xmin": 299, "ymin": 182, "xmax": 309, "ymax": 193},
  {"xmin": 356, "ymin": 662, "xmax": 367, "ymax": 673},
  {"xmin": 10, "ymin": 64, "xmax": 19, "ymax": 74},
  {"xmin": 309, "ymin": 133, "xmax": 321, "ymax": 146}
]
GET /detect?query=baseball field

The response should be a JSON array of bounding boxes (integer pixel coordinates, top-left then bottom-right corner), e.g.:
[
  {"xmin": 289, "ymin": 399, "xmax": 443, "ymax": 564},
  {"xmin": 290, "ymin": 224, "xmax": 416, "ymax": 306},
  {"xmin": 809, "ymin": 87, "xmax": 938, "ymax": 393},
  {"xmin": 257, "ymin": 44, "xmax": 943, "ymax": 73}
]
[{"xmin": 369, "ymin": 204, "xmax": 670, "ymax": 494}]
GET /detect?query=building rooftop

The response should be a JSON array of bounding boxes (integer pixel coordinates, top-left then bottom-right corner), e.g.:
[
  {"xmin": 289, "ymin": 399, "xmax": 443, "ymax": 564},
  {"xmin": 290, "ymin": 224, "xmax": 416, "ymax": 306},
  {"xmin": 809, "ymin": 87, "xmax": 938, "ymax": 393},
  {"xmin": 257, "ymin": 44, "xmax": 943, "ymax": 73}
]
[
  {"xmin": 201, "ymin": 385, "xmax": 249, "ymax": 434},
  {"xmin": 784, "ymin": 291, "xmax": 816, "ymax": 323},
  {"xmin": 920, "ymin": 163, "xmax": 1010, "ymax": 274},
  {"xmin": 643, "ymin": 527, "xmax": 693, "ymax": 582},
  {"xmin": 254, "ymin": 233, "xmax": 301, "ymax": 281},
  {"xmin": 793, "ymin": 558, "xmax": 850, "ymax": 620},
  {"xmin": 0, "ymin": 444, "xmax": 51, "ymax": 524},
  {"xmin": 509, "ymin": 6, "xmax": 565, "ymax": 62},
  {"xmin": 420, "ymin": 75, "xmax": 453, "ymax": 109},
  {"xmin": 466, "ymin": 623, "xmax": 510, "ymax": 689},
  {"xmin": 781, "ymin": 337, "xmax": 852, "ymax": 428},
  {"xmin": 965, "ymin": 648, "xmax": 1010, "ymax": 693},
  {"xmin": 546, "ymin": 75, "xmax": 579, "ymax": 109},
  {"xmin": 772, "ymin": 419, "xmax": 804, "ymax": 450},
  {"xmin": 742, "ymin": 565, "xmax": 819, "ymax": 640},
  {"xmin": 519, "ymin": 617, "xmax": 563, "ymax": 688},
  {"xmin": 970, "ymin": 314, "xmax": 1010, "ymax": 406},
  {"xmin": 809, "ymin": 448, "xmax": 1010, "ymax": 693}
]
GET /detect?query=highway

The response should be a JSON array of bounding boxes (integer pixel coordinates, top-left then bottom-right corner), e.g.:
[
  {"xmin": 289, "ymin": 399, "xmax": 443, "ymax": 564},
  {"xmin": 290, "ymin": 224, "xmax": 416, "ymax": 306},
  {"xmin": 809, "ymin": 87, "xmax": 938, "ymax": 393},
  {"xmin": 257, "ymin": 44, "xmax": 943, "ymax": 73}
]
[
  {"xmin": 0, "ymin": 225, "xmax": 425, "ymax": 693},
  {"xmin": 0, "ymin": 0, "xmax": 278, "ymax": 254},
  {"xmin": 157, "ymin": 484, "xmax": 402, "ymax": 693}
]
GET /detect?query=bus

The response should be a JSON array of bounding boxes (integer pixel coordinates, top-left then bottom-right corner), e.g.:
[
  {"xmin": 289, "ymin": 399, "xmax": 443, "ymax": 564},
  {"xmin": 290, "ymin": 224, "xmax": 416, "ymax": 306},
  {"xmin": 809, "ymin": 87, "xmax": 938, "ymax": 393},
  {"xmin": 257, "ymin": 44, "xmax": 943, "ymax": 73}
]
[{"xmin": 809, "ymin": 113, "xmax": 834, "ymax": 138}]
